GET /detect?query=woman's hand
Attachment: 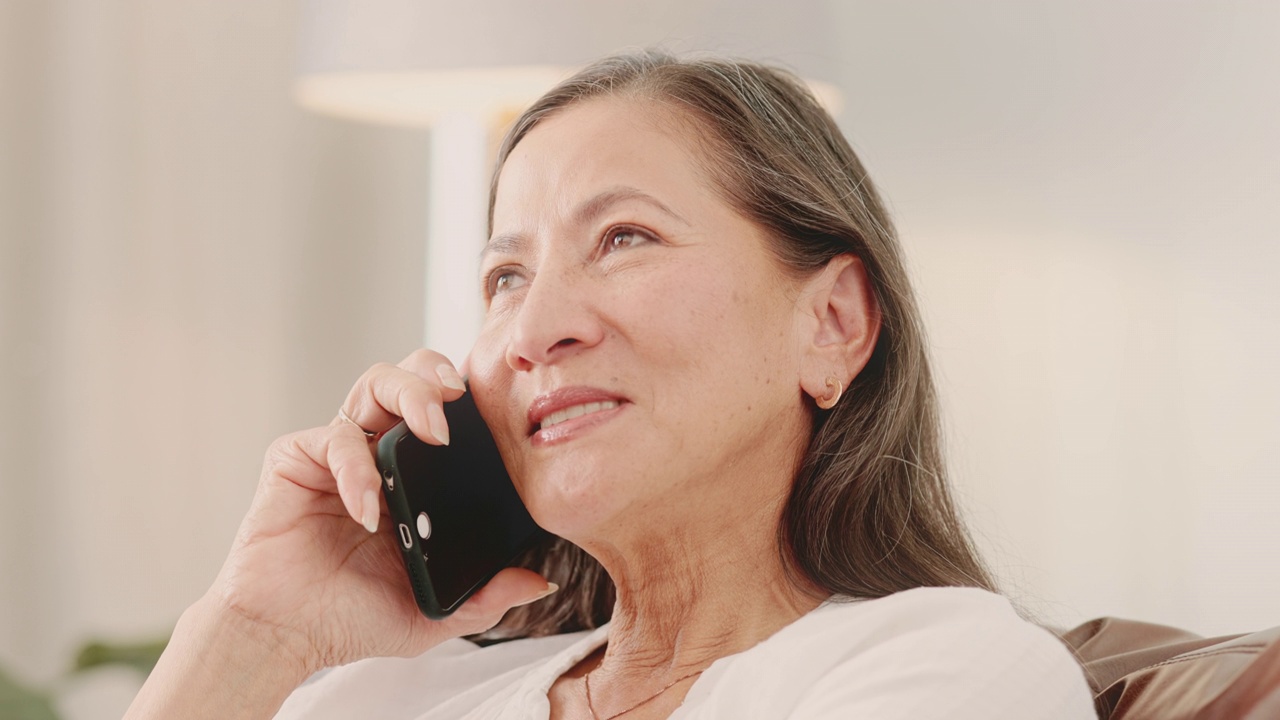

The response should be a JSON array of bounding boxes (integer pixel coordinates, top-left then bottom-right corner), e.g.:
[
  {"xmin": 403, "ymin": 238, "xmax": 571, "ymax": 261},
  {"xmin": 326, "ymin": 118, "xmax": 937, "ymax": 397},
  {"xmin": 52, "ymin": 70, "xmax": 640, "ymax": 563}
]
[
  {"xmin": 215, "ymin": 348, "xmax": 552, "ymax": 669},
  {"xmin": 126, "ymin": 350, "xmax": 553, "ymax": 720}
]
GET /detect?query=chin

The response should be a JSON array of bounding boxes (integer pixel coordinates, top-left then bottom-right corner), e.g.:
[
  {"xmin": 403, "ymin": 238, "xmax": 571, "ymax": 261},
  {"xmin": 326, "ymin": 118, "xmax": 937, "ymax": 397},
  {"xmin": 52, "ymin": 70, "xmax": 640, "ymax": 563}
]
[{"xmin": 516, "ymin": 467, "xmax": 621, "ymax": 540}]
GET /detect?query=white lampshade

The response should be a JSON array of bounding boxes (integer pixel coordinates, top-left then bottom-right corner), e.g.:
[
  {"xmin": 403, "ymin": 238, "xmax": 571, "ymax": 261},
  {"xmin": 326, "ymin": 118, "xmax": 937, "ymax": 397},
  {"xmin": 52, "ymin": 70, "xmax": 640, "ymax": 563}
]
[{"xmin": 294, "ymin": 0, "xmax": 843, "ymax": 126}]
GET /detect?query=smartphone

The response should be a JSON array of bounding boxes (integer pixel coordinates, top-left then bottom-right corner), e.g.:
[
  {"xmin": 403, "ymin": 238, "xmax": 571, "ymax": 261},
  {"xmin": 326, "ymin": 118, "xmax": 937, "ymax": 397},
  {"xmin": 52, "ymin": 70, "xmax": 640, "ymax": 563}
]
[{"xmin": 375, "ymin": 389, "xmax": 545, "ymax": 619}]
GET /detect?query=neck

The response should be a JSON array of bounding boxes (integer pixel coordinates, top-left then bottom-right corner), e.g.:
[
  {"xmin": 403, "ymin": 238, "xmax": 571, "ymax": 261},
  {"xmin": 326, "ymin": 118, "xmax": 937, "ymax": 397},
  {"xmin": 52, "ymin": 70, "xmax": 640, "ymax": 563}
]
[{"xmin": 582, "ymin": 495, "xmax": 825, "ymax": 685}]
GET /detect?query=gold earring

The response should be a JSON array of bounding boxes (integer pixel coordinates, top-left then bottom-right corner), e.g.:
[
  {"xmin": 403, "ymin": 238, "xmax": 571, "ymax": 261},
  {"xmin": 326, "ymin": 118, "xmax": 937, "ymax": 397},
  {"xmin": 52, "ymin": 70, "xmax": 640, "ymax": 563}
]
[{"xmin": 816, "ymin": 377, "xmax": 843, "ymax": 410}]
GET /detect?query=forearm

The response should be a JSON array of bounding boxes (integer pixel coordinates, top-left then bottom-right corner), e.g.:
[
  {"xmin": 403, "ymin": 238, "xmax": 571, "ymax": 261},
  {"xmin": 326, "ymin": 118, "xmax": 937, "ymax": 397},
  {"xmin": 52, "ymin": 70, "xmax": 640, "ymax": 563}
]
[{"xmin": 125, "ymin": 595, "xmax": 312, "ymax": 720}]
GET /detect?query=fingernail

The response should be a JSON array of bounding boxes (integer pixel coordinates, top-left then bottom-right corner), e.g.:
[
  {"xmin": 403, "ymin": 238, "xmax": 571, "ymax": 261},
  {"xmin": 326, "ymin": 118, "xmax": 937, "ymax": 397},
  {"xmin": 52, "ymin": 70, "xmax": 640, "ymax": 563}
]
[
  {"xmin": 361, "ymin": 489, "xmax": 379, "ymax": 533},
  {"xmin": 437, "ymin": 364, "xmax": 466, "ymax": 392},
  {"xmin": 513, "ymin": 582, "xmax": 559, "ymax": 607},
  {"xmin": 427, "ymin": 403, "xmax": 450, "ymax": 445}
]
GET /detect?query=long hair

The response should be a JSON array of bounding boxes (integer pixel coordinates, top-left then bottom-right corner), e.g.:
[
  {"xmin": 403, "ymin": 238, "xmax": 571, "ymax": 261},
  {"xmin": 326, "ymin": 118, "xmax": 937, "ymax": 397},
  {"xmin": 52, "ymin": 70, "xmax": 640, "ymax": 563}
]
[{"xmin": 477, "ymin": 50, "xmax": 995, "ymax": 642}]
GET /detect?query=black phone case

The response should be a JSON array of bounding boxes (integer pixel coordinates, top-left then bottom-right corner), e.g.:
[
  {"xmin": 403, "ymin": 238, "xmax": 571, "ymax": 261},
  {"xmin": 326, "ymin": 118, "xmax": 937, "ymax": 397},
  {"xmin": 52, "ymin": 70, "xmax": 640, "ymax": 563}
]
[{"xmin": 375, "ymin": 393, "xmax": 544, "ymax": 619}]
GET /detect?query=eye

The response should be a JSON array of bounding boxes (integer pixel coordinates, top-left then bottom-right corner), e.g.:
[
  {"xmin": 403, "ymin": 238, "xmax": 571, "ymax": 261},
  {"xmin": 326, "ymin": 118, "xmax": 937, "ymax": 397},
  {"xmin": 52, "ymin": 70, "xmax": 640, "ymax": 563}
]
[
  {"xmin": 603, "ymin": 226, "xmax": 655, "ymax": 253},
  {"xmin": 485, "ymin": 267, "xmax": 527, "ymax": 297}
]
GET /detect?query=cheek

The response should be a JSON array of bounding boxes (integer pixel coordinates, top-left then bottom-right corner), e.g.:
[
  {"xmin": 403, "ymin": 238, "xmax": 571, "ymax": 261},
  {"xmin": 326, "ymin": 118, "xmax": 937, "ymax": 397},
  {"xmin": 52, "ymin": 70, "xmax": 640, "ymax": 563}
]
[
  {"xmin": 466, "ymin": 325, "xmax": 505, "ymax": 388},
  {"xmin": 633, "ymin": 262, "xmax": 793, "ymax": 373},
  {"xmin": 469, "ymin": 374, "xmax": 534, "ymax": 500},
  {"xmin": 624, "ymin": 260, "xmax": 735, "ymax": 338},
  {"xmin": 467, "ymin": 325, "xmax": 524, "ymax": 448}
]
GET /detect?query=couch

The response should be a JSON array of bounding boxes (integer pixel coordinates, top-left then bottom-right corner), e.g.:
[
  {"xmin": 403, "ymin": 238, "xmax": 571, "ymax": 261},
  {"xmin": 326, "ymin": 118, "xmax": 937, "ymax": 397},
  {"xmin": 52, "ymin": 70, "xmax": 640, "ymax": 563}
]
[{"xmin": 1058, "ymin": 618, "xmax": 1280, "ymax": 719}]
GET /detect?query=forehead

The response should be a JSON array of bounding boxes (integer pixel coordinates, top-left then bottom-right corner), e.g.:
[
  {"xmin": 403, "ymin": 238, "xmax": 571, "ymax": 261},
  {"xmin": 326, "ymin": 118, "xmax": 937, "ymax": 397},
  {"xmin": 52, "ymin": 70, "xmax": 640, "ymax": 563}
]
[{"xmin": 492, "ymin": 98, "xmax": 718, "ymax": 229}]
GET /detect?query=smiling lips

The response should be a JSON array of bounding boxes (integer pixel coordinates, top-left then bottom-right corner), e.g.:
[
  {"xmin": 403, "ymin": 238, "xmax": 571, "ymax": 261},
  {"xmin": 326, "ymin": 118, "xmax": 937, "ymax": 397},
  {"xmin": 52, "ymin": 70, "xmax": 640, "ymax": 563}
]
[
  {"xmin": 527, "ymin": 387, "xmax": 626, "ymax": 444},
  {"xmin": 539, "ymin": 400, "xmax": 620, "ymax": 430}
]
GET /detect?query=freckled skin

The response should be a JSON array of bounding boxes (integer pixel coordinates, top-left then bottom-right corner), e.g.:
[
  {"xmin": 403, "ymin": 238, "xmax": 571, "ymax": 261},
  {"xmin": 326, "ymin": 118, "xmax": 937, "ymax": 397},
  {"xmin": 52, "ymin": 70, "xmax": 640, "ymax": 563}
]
[{"xmin": 468, "ymin": 98, "xmax": 813, "ymax": 555}]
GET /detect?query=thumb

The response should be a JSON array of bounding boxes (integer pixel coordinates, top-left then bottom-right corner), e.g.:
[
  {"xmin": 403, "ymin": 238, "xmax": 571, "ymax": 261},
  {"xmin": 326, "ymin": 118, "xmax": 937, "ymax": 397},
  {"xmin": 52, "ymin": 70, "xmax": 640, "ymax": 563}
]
[{"xmin": 441, "ymin": 568, "xmax": 558, "ymax": 634}]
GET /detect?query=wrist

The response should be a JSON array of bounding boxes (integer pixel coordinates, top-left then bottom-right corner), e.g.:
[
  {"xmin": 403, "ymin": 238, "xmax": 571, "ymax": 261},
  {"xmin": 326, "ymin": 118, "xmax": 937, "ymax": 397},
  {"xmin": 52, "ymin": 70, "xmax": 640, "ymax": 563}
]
[
  {"xmin": 124, "ymin": 594, "xmax": 313, "ymax": 720},
  {"xmin": 193, "ymin": 588, "xmax": 317, "ymax": 679}
]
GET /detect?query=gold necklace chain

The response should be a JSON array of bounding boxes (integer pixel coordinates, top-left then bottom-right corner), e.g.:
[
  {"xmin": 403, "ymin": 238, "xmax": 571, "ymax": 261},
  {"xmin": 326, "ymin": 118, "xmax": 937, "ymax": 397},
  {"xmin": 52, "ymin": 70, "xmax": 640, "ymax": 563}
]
[{"xmin": 583, "ymin": 667, "xmax": 705, "ymax": 720}]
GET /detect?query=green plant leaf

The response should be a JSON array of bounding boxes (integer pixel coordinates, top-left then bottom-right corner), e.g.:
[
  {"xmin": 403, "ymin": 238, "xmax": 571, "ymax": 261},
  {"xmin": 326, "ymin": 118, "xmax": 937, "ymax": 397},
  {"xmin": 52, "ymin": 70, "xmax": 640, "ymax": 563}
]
[
  {"xmin": 72, "ymin": 636, "xmax": 169, "ymax": 675},
  {"xmin": 0, "ymin": 665, "xmax": 61, "ymax": 720}
]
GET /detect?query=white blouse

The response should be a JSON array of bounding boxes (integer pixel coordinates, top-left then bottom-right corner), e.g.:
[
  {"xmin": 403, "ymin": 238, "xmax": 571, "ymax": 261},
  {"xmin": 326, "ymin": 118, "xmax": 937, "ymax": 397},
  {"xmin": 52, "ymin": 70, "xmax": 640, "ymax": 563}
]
[{"xmin": 274, "ymin": 586, "xmax": 1097, "ymax": 719}]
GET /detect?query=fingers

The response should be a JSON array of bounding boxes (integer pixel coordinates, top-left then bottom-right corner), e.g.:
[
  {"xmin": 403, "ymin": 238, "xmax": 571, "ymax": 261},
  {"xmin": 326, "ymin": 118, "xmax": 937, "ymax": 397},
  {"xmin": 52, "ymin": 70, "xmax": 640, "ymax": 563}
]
[
  {"xmin": 264, "ymin": 427, "xmax": 383, "ymax": 534},
  {"xmin": 339, "ymin": 349, "xmax": 466, "ymax": 447},
  {"xmin": 327, "ymin": 424, "xmax": 384, "ymax": 533},
  {"xmin": 401, "ymin": 350, "xmax": 467, "ymax": 395},
  {"xmin": 320, "ymin": 349, "xmax": 465, "ymax": 533},
  {"xmin": 264, "ymin": 350, "xmax": 467, "ymax": 536}
]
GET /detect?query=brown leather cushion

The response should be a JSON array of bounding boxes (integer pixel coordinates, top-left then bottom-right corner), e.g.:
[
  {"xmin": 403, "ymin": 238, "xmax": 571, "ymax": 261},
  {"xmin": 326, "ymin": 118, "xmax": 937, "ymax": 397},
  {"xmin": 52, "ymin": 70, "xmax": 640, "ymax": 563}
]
[{"xmin": 1056, "ymin": 618, "xmax": 1280, "ymax": 719}]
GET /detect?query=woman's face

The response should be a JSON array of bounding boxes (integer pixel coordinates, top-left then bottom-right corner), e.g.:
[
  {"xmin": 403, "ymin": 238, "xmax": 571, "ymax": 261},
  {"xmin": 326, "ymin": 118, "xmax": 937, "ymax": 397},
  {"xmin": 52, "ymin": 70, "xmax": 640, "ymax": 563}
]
[{"xmin": 469, "ymin": 98, "xmax": 812, "ymax": 543}]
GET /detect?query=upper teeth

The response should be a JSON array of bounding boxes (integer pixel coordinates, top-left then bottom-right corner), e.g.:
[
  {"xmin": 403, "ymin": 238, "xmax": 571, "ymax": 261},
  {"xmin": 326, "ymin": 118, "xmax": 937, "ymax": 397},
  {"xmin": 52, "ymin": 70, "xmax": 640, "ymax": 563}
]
[{"xmin": 540, "ymin": 400, "xmax": 619, "ymax": 430}]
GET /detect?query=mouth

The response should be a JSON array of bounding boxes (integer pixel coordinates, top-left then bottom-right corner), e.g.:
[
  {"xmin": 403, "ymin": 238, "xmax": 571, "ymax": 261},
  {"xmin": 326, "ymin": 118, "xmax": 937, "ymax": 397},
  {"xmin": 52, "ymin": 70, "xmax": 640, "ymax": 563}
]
[
  {"xmin": 527, "ymin": 386, "xmax": 627, "ymax": 443},
  {"xmin": 538, "ymin": 399, "xmax": 620, "ymax": 430}
]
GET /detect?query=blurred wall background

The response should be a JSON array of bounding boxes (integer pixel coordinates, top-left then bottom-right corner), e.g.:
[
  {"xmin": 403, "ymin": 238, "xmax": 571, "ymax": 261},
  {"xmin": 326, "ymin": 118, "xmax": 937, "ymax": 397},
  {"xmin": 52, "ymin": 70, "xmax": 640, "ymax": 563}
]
[{"xmin": 1, "ymin": 1, "xmax": 1277, "ymax": 718}]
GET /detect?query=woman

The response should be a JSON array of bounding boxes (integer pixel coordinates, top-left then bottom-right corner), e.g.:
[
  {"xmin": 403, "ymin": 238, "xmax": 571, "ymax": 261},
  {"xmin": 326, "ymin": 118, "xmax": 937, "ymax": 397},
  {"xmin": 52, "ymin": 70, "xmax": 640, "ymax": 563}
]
[{"xmin": 127, "ymin": 52, "xmax": 1095, "ymax": 719}]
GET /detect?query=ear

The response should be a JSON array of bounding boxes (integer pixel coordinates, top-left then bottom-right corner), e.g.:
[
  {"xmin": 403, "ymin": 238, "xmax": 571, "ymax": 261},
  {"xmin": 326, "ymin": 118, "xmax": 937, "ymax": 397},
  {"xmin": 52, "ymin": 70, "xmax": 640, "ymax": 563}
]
[{"xmin": 797, "ymin": 254, "xmax": 881, "ymax": 404}]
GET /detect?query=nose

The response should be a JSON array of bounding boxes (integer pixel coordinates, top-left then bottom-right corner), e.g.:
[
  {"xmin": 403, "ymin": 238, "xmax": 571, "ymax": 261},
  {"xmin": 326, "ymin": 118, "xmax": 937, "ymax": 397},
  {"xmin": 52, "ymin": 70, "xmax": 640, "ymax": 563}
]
[{"xmin": 504, "ymin": 267, "xmax": 605, "ymax": 372}]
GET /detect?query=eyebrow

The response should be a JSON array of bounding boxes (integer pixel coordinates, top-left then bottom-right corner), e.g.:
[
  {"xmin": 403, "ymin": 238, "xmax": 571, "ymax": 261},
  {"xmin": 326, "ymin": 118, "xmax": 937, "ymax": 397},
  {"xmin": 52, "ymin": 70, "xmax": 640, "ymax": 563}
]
[
  {"xmin": 574, "ymin": 186, "xmax": 690, "ymax": 229},
  {"xmin": 481, "ymin": 233, "xmax": 526, "ymax": 261},
  {"xmin": 481, "ymin": 186, "xmax": 689, "ymax": 261}
]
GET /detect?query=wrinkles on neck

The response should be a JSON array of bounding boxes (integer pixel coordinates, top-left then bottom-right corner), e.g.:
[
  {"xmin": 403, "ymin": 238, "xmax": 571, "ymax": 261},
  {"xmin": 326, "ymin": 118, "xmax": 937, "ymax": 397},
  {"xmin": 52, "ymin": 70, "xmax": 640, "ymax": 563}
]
[{"xmin": 578, "ymin": 490, "xmax": 825, "ymax": 688}]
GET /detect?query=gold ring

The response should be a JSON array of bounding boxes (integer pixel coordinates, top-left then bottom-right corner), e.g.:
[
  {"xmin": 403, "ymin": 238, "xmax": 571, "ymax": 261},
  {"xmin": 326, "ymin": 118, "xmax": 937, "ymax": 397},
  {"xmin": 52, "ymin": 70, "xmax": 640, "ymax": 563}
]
[{"xmin": 337, "ymin": 407, "xmax": 378, "ymax": 439}]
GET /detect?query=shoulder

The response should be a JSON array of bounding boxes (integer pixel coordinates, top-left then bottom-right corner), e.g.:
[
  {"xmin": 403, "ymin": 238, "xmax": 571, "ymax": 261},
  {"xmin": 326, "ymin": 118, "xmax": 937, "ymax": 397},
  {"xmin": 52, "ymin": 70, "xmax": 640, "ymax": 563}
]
[
  {"xmin": 768, "ymin": 586, "xmax": 1076, "ymax": 668},
  {"xmin": 795, "ymin": 588, "xmax": 1097, "ymax": 718},
  {"xmin": 272, "ymin": 632, "xmax": 589, "ymax": 720},
  {"xmin": 809, "ymin": 585, "xmax": 1048, "ymax": 640},
  {"xmin": 681, "ymin": 587, "xmax": 1096, "ymax": 720}
]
